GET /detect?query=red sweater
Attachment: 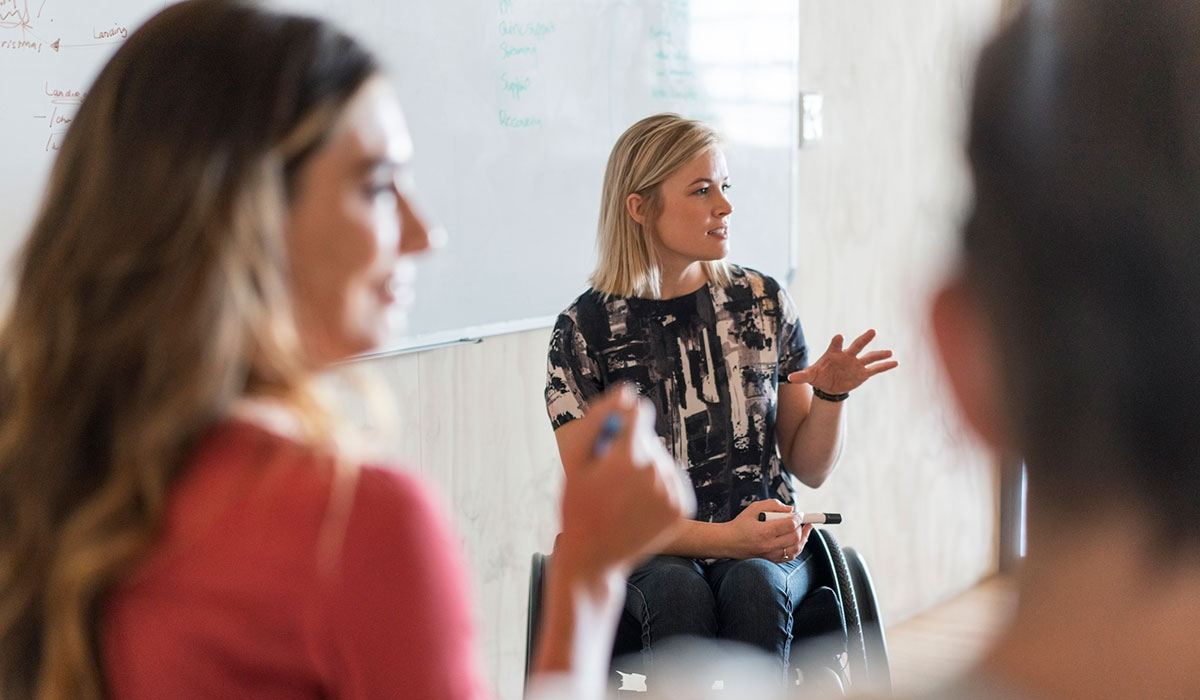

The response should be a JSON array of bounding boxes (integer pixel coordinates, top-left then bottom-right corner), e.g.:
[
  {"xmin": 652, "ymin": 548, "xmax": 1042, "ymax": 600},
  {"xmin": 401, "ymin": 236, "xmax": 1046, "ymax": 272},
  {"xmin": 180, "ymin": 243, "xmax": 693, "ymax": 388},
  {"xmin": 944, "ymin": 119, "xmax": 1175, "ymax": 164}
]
[{"xmin": 103, "ymin": 421, "xmax": 489, "ymax": 699}]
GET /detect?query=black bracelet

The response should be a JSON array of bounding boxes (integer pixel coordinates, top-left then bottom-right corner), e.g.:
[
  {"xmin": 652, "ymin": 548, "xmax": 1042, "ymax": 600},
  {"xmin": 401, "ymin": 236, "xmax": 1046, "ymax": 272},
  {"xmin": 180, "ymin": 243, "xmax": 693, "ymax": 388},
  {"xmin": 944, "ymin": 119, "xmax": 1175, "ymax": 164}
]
[{"xmin": 812, "ymin": 387, "xmax": 850, "ymax": 402}]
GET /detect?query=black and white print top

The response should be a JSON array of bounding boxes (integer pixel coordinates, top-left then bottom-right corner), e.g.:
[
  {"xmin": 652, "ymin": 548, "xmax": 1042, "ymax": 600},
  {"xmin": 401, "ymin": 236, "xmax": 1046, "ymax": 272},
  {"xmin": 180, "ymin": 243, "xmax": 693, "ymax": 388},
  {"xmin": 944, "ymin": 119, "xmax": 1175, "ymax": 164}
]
[{"xmin": 545, "ymin": 266, "xmax": 808, "ymax": 523}]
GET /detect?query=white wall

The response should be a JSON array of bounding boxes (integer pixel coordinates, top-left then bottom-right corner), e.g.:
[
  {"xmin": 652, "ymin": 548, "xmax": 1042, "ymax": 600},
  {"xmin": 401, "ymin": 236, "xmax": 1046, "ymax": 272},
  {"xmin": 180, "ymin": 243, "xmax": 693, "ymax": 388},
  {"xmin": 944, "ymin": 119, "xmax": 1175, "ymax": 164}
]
[
  {"xmin": 791, "ymin": 0, "xmax": 1003, "ymax": 623},
  {"xmin": 331, "ymin": 2, "xmax": 1004, "ymax": 697}
]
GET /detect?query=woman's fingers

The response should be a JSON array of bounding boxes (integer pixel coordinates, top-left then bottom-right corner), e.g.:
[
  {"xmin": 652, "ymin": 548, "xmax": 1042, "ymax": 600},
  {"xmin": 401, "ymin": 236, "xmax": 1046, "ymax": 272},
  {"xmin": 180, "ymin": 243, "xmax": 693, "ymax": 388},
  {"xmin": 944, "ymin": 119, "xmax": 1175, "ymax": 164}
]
[
  {"xmin": 559, "ymin": 387, "xmax": 692, "ymax": 575},
  {"xmin": 586, "ymin": 383, "xmax": 638, "ymax": 453},
  {"xmin": 846, "ymin": 328, "xmax": 876, "ymax": 355},
  {"xmin": 786, "ymin": 368, "xmax": 811, "ymax": 385},
  {"xmin": 765, "ymin": 522, "xmax": 812, "ymax": 562},
  {"xmin": 791, "ymin": 330, "xmax": 898, "ymax": 393},
  {"xmin": 765, "ymin": 539, "xmax": 802, "ymax": 562},
  {"xmin": 599, "ymin": 398, "xmax": 643, "ymax": 464},
  {"xmin": 859, "ymin": 350, "xmax": 893, "ymax": 364},
  {"xmin": 598, "ymin": 397, "xmax": 693, "ymax": 552},
  {"xmin": 768, "ymin": 530, "xmax": 804, "ymax": 552},
  {"xmin": 559, "ymin": 384, "xmax": 636, "ymax": 473},
  {"xmin": 760, "ymin": 518, "xmax": 804, "ymax": 551}
]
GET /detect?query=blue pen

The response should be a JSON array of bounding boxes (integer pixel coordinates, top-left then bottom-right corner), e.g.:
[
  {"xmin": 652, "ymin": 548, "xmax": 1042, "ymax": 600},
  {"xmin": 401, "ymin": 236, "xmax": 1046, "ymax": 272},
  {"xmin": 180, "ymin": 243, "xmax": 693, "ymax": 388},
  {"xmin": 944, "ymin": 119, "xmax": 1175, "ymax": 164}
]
[{"xmin": 594, "ymin": 413, "xmax": 622, "ymax": 457}]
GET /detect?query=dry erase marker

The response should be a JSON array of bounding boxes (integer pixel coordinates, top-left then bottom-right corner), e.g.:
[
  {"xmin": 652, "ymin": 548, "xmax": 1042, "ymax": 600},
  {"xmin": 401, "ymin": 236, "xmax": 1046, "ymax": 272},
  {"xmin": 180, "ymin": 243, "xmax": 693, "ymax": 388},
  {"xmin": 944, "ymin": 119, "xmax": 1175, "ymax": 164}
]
[
  {"xmin": 758, "ymin": 511, "xmax": 842, "ymax": 524},
  {"xmin": 593, "ymin": 413, "xmax": 622, "ymax": 456}
]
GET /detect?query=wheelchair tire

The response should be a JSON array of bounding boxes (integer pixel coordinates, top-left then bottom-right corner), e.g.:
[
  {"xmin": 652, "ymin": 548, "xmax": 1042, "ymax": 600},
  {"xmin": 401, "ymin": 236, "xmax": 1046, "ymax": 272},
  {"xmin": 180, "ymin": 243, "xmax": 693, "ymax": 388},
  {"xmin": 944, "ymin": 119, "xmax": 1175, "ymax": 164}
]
[{"xmin": 812, "ymin": 529, "xmax": 869, "ymax": 687}]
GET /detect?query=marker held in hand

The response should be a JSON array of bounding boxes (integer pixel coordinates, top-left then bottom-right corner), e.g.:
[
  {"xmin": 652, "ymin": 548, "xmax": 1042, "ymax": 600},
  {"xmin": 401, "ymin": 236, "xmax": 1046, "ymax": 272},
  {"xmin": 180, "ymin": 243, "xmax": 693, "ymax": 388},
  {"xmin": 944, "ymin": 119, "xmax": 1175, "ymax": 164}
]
[{"xmin": 757, "ymin": 511, "xmax": 842, "ymax": 524}]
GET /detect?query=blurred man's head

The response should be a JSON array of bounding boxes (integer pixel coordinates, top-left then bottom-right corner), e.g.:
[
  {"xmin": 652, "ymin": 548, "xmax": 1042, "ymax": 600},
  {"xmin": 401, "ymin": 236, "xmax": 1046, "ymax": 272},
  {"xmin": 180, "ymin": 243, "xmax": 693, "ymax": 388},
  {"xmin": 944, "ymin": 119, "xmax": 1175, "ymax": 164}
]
[{"xmin": 934, "ymin": 0, "xmax": 1200, "ymax": 554}]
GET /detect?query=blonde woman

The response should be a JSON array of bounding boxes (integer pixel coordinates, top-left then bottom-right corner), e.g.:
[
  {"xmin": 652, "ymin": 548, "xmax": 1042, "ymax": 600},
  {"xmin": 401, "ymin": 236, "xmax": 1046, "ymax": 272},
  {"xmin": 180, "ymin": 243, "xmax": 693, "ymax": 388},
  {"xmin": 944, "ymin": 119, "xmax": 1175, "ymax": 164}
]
[
  {"xmin": 0, "ymin": 2, "xmax": 691, "ymax": 699},
  {"xmin": 546, "ymin": 114, "xmax": 895, "ymax": 678}
]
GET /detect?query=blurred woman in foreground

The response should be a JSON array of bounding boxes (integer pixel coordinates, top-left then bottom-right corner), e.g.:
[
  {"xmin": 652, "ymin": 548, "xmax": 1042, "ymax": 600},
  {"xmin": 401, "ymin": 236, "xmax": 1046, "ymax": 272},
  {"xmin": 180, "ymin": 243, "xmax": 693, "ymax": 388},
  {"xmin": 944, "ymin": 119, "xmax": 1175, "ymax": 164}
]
[{"xmin": 0, "ymin": 2, "xmax": 691, "ymax": 698}]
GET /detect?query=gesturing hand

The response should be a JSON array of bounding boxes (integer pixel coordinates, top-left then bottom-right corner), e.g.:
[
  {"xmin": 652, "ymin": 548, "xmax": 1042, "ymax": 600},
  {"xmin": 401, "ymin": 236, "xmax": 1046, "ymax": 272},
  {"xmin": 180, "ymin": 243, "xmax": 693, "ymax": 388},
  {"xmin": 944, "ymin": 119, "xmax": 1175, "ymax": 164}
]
[
  {"xmin": 557, "ymin": 384, "xmax": 696, "ymax": 578},
  {"xmin": 787, "ymin": 329, "xmax": 897, "ymax": 395}
]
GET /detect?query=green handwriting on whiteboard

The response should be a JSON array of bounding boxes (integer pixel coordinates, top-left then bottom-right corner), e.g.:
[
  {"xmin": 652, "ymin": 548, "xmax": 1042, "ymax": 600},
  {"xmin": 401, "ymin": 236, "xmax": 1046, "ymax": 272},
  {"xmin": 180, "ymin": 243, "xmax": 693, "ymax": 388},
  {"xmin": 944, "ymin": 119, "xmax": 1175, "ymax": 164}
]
[
  {"xmin": 498, "ymin": 20, "xmax": 556, "ymax": 39},
  {"xmin": 499, "ymin": 42, "xmax": 536, "ymax": 60},
  {"xmin": 499, "ymin": 72, "xmax": 531, "ymax": 100},
  {"xmin": 498, "ymin": 109, "xmax": 543, "ymax": 128}
]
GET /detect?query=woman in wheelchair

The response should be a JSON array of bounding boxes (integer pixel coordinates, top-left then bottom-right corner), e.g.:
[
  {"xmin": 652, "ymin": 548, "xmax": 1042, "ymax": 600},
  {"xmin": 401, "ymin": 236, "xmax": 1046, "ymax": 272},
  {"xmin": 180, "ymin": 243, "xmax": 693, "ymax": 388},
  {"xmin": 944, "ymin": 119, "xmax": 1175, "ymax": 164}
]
[{"xmin": 545, "ymin": 113, "xmax": 896, "ymax": 682}]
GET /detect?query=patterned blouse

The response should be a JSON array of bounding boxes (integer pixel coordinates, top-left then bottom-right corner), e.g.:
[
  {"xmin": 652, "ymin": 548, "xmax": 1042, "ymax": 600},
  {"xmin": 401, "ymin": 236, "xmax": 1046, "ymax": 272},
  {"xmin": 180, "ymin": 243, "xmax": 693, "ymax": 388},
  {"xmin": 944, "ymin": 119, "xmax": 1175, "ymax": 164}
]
[{"xmin": 545, "ymin": 266, "xmax": 808, "ymax": 523}]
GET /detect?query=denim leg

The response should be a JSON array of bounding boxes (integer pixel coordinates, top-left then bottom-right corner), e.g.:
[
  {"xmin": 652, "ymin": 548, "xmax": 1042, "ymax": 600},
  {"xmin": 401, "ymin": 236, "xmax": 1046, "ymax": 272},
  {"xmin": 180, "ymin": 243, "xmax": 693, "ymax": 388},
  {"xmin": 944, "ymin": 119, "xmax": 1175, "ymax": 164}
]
[
  {"xmin": 624, "ymin": 555, "xmax": 718, "ymax": 668},
  {"xmin": 706, "ymin": 551, "xmax": 815, "ymax": 670}
]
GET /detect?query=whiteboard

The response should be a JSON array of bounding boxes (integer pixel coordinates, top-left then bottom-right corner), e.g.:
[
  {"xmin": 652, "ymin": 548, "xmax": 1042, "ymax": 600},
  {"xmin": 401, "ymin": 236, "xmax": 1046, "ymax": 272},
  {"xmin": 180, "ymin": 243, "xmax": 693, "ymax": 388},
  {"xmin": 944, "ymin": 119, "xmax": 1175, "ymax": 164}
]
[{"xmin": 0, "ymin": 0, "xmax": 799, "ymax": 354}]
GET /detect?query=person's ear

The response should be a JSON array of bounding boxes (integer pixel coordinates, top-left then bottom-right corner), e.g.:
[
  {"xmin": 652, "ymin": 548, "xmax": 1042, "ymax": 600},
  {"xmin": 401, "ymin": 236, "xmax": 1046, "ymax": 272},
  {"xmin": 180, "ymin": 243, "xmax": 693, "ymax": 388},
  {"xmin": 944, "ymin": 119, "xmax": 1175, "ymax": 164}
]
[
  {"xmin": 930, "ymin": 277, "xmax": 1009, "ymax": 451},
  {"xmin": 626, "ymin": 192, "xmax": 647, "ymax": 225}
]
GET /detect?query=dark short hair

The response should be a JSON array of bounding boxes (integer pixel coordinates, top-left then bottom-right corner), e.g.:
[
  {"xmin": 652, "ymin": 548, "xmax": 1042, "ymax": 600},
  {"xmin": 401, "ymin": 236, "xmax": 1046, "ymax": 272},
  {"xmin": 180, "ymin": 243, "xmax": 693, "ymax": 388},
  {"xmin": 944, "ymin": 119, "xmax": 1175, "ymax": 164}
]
[{"xmin": 964, "ymin": 0, "xmax": 1200, "ymax": 549}]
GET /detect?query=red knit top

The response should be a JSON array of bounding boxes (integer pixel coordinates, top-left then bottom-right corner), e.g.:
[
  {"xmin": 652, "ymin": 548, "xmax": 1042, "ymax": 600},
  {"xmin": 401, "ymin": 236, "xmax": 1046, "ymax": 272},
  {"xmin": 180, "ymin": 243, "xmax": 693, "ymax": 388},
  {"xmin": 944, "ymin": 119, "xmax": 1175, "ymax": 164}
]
[{"xmin": 103, "ymin": 421, "xmax": 488, "ymax": 699}]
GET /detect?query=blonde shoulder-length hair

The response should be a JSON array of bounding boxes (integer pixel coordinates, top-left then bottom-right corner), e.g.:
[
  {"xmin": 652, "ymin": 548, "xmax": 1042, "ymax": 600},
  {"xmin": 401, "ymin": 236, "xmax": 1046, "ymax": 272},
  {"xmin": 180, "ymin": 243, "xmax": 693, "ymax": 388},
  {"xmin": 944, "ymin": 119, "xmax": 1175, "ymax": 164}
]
[{"xmin": 590, "ymin": 113, "xmax": 732, "ymax": 299}]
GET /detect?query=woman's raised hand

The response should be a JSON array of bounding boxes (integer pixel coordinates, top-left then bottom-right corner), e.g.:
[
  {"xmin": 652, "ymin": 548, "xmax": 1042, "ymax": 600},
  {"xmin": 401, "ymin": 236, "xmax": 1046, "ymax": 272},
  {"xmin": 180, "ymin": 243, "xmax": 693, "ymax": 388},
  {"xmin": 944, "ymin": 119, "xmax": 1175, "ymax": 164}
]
[
  {"xmin": 787, "ymin": 329, "xmax": 898, "ymax": 395},
  {"xmin": 533, "ymin": 386, "xmax": 695, "ymax": 681},
  {"xmin": 556, "ymin": 384, "xmax": 695, "ymax": 578}
]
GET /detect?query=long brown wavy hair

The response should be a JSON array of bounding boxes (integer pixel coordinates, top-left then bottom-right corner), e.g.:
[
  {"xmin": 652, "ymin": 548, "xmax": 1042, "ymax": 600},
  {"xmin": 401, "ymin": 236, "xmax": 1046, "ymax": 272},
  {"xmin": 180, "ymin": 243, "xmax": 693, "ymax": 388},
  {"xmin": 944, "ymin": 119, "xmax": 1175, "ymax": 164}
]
[{"xmin": 0, "ymin": 1, "xmax": 379, "ymax": 697}]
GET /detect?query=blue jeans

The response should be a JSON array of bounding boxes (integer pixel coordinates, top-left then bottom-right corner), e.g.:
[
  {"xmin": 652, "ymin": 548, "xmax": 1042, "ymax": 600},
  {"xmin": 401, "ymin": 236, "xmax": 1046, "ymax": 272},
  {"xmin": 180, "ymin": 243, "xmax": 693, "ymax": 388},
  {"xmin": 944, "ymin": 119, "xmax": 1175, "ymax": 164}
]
[{"xmin": 622, "ymin": 549, "xmax": 817, "ymax": 673}]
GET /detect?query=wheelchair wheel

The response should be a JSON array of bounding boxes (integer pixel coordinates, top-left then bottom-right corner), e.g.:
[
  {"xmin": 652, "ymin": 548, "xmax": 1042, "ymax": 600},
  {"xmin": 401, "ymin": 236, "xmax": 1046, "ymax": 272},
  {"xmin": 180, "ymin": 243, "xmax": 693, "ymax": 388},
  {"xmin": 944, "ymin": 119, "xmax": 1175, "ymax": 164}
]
[
  {"xmin": 810, "ymin": 529, "xmax": 891, "ymax": 694},
  {"xmin": 525, "ymin": 552, "xmax": 547, "ymax": 681},
  {"xmin": 810, "ymin": 529, "xmax": 868, "ymax": 686},
  {"xmin": 846, "ymin": 546, "xmax": 891, "ymax": 692}
]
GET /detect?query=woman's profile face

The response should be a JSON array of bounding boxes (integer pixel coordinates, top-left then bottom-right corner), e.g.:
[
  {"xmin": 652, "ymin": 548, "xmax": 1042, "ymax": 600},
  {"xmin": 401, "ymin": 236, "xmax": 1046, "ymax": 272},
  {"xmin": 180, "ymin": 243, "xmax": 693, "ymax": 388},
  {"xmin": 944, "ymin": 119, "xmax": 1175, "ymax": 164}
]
[
  {"xmin": 285, "ymin": 76, "xmax": 433, "ymax": 364},
  {"xmin": 650, "ymin": 147, "xmax": 733, "ymax": 270}
]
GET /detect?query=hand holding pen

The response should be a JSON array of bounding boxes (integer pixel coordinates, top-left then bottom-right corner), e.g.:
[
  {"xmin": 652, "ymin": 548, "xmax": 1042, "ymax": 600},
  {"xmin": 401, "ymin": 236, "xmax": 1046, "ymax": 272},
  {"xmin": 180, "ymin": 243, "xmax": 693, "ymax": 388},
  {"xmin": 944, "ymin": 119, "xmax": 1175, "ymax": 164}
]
[
  {"xmin": 557, "ymin": 383, "xmax": 696, "ymax": 575},
  {"xmin": 536, "ymin": 386, "xmax": 695, "ymax": 679}
]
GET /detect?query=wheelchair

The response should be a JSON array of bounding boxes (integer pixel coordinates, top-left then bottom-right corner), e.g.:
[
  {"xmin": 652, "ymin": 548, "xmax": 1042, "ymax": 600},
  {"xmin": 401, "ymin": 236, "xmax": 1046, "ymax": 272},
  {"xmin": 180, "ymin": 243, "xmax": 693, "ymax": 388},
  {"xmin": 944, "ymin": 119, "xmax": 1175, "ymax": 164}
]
[{"xmin": 524, "ymin": 529, "xmax": 890, "ymax": 696}]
